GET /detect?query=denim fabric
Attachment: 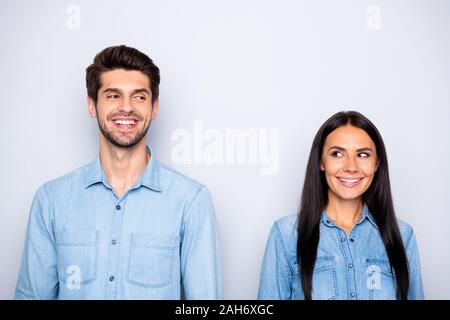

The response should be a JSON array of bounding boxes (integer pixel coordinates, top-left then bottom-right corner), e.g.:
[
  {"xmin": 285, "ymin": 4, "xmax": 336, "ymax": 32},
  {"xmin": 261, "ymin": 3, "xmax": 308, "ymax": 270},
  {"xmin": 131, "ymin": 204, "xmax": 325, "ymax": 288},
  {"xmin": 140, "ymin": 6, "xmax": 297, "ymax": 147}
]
[
  {"xmin": 258, "ymin": 205, "xmax": 424, "ymax": 300},
  {"xmin": 15, "ymin": 146, "xmax": 222, "ymax": 299}
]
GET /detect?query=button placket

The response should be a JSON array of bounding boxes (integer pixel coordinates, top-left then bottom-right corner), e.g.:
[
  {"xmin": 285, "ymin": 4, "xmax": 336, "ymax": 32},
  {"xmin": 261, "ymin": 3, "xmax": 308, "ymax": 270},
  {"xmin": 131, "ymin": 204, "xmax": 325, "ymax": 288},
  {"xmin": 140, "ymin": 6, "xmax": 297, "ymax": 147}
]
[
  {"xmin": 106, "ymin": 201, "xmax": 125, "ymax": 299},
  {"xmin": 336, "ymin": 229, "xmax": 358, "ymax": 300}
]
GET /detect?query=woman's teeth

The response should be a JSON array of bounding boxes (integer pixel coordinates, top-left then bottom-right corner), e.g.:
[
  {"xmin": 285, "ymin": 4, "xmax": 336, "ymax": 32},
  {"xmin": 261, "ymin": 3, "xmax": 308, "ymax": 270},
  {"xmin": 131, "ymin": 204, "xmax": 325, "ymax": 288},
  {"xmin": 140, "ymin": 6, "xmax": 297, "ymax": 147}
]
[{"xmin": 338, "ymin": 178, "xmax": 361, "ymax": 183}]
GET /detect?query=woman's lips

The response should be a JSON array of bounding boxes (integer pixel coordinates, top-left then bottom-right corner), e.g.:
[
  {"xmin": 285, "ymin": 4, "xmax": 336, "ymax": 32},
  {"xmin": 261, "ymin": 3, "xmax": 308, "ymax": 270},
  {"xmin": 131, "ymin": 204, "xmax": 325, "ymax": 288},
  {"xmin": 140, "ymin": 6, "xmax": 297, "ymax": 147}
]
[{"xmin": 336, "ymin": 177, "xmax": 363, "ymax": 188}]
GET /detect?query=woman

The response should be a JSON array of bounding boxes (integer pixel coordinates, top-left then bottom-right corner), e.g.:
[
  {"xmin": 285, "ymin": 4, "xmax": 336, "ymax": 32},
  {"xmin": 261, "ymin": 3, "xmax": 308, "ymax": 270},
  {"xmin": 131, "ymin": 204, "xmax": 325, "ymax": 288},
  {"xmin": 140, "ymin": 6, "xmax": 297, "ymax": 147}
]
[{"xmin": 258, "ymin": 111, "xmax": 424, "ymax": 300}]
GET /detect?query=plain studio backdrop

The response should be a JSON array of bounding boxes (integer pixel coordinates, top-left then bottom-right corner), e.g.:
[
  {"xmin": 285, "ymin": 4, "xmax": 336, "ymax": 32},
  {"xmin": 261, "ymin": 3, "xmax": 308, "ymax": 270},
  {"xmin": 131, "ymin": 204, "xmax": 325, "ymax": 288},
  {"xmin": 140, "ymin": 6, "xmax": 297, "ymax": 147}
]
[{"xmin": 1, "ymin": 0, "xmax": 449, "ymax": 299}]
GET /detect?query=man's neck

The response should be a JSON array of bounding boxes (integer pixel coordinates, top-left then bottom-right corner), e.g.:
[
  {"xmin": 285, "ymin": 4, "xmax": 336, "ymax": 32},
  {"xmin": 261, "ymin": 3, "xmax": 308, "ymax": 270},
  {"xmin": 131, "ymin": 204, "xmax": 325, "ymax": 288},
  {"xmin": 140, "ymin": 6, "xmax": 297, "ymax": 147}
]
[{"xmin": 99, "ymin": 138, "xmax": 150, "ymax": 198}]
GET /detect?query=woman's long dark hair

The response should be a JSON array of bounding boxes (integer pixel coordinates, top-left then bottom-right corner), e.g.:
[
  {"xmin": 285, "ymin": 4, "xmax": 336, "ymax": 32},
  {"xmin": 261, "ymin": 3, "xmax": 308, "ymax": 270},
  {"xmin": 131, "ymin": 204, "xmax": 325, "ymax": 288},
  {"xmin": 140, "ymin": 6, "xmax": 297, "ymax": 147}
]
[{"xmin": 297, "ymin": 111, "xmax": 409, "ymax": 300}]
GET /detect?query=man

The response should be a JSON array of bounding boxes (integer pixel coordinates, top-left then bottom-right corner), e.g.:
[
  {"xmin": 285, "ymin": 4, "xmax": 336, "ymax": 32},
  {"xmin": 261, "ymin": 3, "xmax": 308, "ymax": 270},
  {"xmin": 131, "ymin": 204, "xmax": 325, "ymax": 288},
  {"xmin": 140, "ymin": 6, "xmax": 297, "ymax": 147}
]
[{"xmin": 15, "ymin": 45, "xmax": 222, "ymax": 299}]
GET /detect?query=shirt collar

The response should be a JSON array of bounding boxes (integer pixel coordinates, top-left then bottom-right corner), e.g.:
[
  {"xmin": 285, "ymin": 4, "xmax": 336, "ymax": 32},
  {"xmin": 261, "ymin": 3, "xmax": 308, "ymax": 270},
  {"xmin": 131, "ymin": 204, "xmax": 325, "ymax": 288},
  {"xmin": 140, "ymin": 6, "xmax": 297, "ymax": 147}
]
[
  {"xmin": 84, "ymin": 145, "xmax": 163, "ymax": 192},
  {"xmin": 321, "ymin": 203, "xmax": 379, "ymax": 230},
  {"xmin": 358, "ymin": 204, "xmax": 378, "ymax": 229},
  {"xmin": 139, "ymin": 145, "xmax": 163, "ymax": 192}
]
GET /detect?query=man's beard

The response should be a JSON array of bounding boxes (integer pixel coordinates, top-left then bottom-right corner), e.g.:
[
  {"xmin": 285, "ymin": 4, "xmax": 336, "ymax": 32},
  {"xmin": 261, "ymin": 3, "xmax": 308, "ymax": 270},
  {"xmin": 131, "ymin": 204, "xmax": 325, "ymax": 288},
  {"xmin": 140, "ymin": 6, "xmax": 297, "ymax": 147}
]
[{"xmin": 97, "ymin": 117, "xmax": 151, "ymax": 148}]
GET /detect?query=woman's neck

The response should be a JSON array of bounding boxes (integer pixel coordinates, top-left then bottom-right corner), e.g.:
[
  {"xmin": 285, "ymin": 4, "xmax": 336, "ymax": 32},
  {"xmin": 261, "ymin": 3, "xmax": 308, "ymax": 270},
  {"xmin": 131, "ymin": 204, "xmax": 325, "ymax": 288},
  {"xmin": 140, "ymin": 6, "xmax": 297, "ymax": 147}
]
[{"xmin": 325, "ymin": 194, "xmax": 363, "ymax": 235}]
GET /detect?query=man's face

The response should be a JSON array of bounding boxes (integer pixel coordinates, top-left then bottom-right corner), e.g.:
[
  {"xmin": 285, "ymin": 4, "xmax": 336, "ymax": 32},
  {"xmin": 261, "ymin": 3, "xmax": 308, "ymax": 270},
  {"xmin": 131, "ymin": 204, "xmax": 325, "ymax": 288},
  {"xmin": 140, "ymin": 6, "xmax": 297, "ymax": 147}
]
[{"xmin": 88, "ymin": 69, "xmax": 159, "ymax": 148}]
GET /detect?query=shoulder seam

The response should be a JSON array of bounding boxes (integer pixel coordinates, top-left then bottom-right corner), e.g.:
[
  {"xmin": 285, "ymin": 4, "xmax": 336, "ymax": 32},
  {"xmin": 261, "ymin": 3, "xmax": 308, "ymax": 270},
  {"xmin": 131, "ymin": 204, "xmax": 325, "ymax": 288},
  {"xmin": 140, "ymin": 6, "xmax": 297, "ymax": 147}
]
[
  {"xmin": 183, "ymin": 184, "xmax": 207, "ymax": 215},
  {"xmin": 402, "ymin": 223, "xmax": 414, "ymax": 250},
  {"xmin": 273, "ymin": 221, "xmax": 295, "ymax": 276}
]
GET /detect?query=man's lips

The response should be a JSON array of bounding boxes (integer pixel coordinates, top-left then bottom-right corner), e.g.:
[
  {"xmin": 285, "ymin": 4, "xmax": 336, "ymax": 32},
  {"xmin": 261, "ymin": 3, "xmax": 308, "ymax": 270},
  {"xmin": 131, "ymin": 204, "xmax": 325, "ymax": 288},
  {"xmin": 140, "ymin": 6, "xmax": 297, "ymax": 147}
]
[
  {"xmin": 336, "ymin": 177, "xmax": 363, "ymax": 188},
  {"xmin": 110, "ymin": 117, "xmax": 139, "ymax": 130}
]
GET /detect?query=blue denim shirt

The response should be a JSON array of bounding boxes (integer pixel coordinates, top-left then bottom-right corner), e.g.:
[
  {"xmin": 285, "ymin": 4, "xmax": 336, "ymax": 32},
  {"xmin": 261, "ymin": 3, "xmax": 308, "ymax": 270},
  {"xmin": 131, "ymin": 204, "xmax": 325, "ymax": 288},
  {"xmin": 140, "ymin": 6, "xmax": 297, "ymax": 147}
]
[
  {"xmin": 258, "ymin": 205, "xmax": 424, "ymax": 300},
  {"xmin": 15, "ymin": 146, "xmax": 222, "ymax": 299}
]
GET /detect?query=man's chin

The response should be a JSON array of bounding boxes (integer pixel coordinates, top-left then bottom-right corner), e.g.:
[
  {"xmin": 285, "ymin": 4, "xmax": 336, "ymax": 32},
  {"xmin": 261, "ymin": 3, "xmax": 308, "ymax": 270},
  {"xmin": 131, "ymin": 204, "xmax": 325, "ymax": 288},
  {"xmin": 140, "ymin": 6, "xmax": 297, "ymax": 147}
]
[
  {"xmin": 109, "ymin": 138, "xmax": 143, "ymax": 148},
  {"xmin": 102, "ymin": 132, "xmax": 146, "ymax": 148},
  {"xmin": 98, "ymin": 123, "xmax": 150, "ymax": 149}
]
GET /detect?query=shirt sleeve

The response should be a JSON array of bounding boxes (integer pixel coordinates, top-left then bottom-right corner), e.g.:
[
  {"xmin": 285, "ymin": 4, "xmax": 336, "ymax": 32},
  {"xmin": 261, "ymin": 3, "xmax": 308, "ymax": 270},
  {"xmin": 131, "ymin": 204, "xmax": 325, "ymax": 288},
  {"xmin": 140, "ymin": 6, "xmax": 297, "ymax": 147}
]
[
  {"xmin": 405, "ymin": 227, "xmax": 425, "ymax": 300},
  {"xmin": 258, "ymin": 222, "xmax": 293, "ymax": 300},
  {"xmin": 15, "ymin": 185, "xmax": 59, "ymax": 300},
  {"xmin": 180, "ymin": 185, "xmax": 222, "ymax": 299}
]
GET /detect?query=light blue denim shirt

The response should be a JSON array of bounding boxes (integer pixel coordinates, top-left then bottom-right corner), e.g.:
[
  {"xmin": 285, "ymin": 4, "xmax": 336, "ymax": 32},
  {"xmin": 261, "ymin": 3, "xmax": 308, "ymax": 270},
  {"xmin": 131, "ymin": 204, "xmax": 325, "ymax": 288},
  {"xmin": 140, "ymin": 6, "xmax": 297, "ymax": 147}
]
[
  {"xmin": 258, "ymin": 205, "xmax": 424, "ymax": 300},
  {"xmin": 15, "ymin": 146, "xmax": 222, "ymax": 300}
]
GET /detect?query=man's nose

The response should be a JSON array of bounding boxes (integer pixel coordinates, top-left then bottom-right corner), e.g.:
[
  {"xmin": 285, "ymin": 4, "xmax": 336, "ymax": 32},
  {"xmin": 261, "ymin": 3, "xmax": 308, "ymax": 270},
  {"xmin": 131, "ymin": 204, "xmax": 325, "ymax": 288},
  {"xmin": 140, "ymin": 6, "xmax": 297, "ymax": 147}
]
[{"xmin": 117, "ymin": 96, "xmax": 134, "ymax": 113}]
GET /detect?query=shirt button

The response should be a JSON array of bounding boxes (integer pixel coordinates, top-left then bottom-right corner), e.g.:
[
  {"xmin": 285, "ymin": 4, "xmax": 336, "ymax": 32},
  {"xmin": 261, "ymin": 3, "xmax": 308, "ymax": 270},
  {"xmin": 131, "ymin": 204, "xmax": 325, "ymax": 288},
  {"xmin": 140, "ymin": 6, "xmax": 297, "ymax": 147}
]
[
  {"xmin": 341, "ymin": 238, "xmax": 346, "ymax": 242},
  {"xmin": 348, "ymin": 263, "xmax": 354, "ymax": 268},
  {"xmin": 109, "ymin": 276, "xmax": 115, "ymax": 282},
  {"xmin": 326, "ymin": 220, "xmax": 331, "ymax": 224},
  {"xmin": 350, "ymin": 292, "xmax": 356, "ymax": 297},
  {"xmin": 116, "ymin": 205, "xmax": 121, "ymax": 210},
  {"xmin": 350, "ymin": 238, "xmax": 355, "ymax": 242},
  {"xmin": 111, "ymin": 240, "xmax": 117, "ymax": 245}
]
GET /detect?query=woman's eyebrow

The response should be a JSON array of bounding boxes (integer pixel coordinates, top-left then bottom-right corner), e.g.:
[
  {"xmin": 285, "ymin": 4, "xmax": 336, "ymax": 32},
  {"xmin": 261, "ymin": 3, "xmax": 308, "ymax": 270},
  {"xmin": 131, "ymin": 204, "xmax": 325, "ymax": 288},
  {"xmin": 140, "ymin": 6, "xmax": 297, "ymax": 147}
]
[
  {"xmin": 328, "ymin": 146, "xmax": 346, "ymax": 151},
  {"xmin": 328, "ymin": 146, "xmax": 373, "ymax": 152}
]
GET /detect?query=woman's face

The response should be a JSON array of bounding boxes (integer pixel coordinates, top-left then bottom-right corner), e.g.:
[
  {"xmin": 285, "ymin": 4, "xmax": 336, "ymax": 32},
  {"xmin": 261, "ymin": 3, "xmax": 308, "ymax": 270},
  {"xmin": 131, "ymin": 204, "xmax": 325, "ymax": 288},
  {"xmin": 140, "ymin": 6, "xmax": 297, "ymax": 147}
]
[{"xmin": 320, "ymin": 124, "xmax": 379, "ymax": 202}]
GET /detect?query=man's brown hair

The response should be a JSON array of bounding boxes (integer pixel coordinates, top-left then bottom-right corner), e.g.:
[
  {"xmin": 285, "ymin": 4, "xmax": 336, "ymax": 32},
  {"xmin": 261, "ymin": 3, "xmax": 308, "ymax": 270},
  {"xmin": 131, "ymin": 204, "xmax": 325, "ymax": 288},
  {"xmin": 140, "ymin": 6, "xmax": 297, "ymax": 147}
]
[{"xmin": 86, "ymin": 45, "xmax": 160, "ymax": 103}]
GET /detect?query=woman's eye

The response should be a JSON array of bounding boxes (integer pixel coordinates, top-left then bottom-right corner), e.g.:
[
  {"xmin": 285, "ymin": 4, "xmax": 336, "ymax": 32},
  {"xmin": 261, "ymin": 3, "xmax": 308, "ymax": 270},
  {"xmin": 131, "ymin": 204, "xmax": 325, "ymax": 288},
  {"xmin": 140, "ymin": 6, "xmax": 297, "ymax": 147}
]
[
  {"xmin": 332, "ymin": 151, "xmax": 344, "ymax": 157},
  {"xmin": 359, "ymin": 152, "xmax": 369, "ymax": 158}
]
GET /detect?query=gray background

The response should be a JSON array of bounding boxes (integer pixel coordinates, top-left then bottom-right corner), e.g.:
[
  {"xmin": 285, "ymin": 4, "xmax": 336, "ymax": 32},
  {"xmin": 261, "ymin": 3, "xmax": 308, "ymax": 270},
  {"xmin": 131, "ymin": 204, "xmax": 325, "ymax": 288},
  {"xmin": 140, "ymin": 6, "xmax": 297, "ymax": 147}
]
[{"xmin": 1, "ymin": 0, "xmax": 449, "ymax": 299}]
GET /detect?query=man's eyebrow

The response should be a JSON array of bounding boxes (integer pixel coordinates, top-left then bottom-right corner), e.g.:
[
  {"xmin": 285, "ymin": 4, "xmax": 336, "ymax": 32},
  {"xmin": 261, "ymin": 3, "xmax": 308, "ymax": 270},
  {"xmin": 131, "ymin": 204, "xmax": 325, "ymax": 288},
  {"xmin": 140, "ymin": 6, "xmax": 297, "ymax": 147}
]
[
  {"xmin": 132, "ymin": 88, "xmax": 151, "ymax": 95},
  {"xmin": 101, "ymin": 88, "xmax": 150, "ymax": 95},
  {"xmin": 102, "ymin": 88, "xmax": 122, "ymax": 93}
]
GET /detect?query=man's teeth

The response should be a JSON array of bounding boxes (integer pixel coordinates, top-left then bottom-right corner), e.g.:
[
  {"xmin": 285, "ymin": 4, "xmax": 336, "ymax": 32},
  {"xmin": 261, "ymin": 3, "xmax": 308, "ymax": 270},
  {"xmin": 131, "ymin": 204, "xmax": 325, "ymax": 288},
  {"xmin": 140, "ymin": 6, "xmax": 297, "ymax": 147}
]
[
  {"xmin": 114, "ymin": 119, "xmax": 136, "ymax": 125},
  {"xmin": 339, "ymin": 178, "xmax": 361, "ymax": 183}
]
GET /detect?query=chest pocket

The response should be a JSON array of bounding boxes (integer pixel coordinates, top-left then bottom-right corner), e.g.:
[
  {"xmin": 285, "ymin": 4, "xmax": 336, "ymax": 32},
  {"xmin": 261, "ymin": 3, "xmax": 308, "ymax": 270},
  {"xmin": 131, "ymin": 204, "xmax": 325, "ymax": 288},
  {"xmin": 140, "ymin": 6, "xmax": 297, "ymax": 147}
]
[
  {"xmin": 55, "ymin": 230, "xmax": 98, "ymax": 287},
  {"xmin": 126, "ymin": 233, "xmax": 178, "ymax": 288},
  {"xmin": 311, "ymin": 256, "xmax": 338, "ymax": 300},
  {"xmin": 293, "ymin": 256, "xmax": 338, "ymax": 300},
  {"xmin": 366, "ymin": 258, "xmax": 397, "ymax": 300}
]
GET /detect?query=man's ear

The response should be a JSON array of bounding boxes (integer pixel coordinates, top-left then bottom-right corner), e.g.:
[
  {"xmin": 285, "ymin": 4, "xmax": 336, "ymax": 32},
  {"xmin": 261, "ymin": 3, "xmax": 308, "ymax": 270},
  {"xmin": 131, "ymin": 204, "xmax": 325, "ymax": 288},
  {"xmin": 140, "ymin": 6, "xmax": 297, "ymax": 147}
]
[
  {"xmin": 151, "ymin": 99, "xmax": 160, "ymax": 120},
  {"xmin": 87, "ymin": 96, "xmax": 97, "ymax": 118}
]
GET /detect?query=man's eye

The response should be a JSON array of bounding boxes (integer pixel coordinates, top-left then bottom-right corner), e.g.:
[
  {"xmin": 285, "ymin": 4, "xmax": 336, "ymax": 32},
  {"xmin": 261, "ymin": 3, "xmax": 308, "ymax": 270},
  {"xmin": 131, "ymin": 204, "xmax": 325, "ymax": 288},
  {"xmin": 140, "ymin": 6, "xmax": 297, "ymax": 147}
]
[
  {"xmin": 107, "ymin": 94, "xmax": 119, "ymax": 99},
  {"xmin": 134, "ymin": 95, "xmax": 146, "ymax": 100}
]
